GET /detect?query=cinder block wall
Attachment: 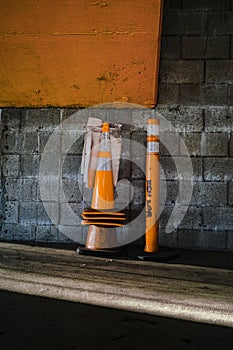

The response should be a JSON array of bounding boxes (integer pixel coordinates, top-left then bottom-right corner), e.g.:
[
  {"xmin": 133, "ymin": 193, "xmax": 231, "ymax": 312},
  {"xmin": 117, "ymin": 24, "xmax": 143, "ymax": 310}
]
[
  {"xmin": 0, "ymin": 0, "xmax": 233, "ymax": 250},
  {"xmin": 157, "ymin": 0, "xmax": 233, "ymax": 250}
]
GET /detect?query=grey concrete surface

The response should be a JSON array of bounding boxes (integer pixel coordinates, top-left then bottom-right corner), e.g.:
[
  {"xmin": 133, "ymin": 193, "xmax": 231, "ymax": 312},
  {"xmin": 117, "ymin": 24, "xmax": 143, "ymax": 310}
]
[
  {"xmin": 0, "ymin": 243, "xmax": 233, "ymax": 330},
  {"xmin": 0, "ymin": 290, "xmax": 233, "ymax": 350}
]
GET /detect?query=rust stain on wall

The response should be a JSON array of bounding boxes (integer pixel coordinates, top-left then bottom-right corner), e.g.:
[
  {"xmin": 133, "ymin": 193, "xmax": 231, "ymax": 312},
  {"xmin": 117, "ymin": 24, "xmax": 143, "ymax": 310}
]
[{"xmin": 0, "ymin": 0, "xmax": 163, "ymax": 108}]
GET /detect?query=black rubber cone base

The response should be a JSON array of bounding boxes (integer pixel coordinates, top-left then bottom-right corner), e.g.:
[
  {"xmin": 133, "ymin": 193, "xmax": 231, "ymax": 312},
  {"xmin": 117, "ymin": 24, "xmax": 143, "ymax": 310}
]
[
  {"xmin": 125, "ymin": 247, "xmax": 179, "ymax": 262},
  {"xmin": 77, "ymin": 246, "xmax": 122, "ymax": 258}
]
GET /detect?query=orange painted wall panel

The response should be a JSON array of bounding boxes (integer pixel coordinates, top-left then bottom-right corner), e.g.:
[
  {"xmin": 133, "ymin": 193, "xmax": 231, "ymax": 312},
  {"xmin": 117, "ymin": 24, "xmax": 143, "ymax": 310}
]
[{"xmin": 0, "ymin": 1, "xmax": 163, "ymax": 107}]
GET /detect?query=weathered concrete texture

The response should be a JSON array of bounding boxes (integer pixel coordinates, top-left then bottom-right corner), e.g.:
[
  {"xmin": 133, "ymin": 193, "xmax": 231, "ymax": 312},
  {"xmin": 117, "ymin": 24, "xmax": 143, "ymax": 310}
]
[
  {"xmin": 1, "ymin": 105, "xmax": 232, "ymax": 250},
  {"xmin": 2, "ymin": 290, "xmax": 233, "ymax": 350},
  {"xmin": 1, "ymin": 1, "xmax": 233, "ymax": 250},
  {"xmin": 1, "ymin": 242, "xmax": 233, "ymax": 330},
  {"xmin": 158, "ymin": 2, "xmax": 233, "ymax": 106}
]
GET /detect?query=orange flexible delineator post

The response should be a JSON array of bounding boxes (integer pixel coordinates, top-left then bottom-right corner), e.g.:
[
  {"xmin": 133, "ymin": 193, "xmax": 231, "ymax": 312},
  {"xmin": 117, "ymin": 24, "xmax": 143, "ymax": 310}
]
[{"xmin": 144, "ymin": 118, "xmax": 160, "ymax": 253}]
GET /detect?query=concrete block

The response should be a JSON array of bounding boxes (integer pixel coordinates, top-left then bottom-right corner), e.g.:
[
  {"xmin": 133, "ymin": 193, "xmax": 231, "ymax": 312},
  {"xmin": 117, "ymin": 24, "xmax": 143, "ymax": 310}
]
[
  {"xmin": 163, "ymin": 11, "xmax": 207, "ymax": 35},
  {"xmin": 119, "ymin": 130, "xmax": 131, "ymax": 158},
  {"xmin": 178, "ymin": 181, "xmax": 228, "ymax": 206},
  {"xmin": 62, "ymin": 155, "xmax": 82, "ymax": 180},
  {"xmin": 228, "ymin": 182, "xmax": 233, "ymax": 205},
  {"xmin": 115, "ymin": 179, "xmax": 133, "ymax": 210},
  {"xmin": 4, "ymin": 178, "xmax": 21, "ymax": 201},
  {"xmin": 22, "ymin": 108, "xmax": 61, "ymax": 132},
  {"xmin": 204, "ymin": 158, "xmax": 233, "ymax": 181},
  {"xmin": 22, "ymin": 132, "xmax": 39, "ymax": 154},
  {"xmin": 36, "ymin": 225, "xmax": 58, "ymax": 242},
  {"xmin": 162, "ymin": 11, "xmax": 184, "ymax": 35},
  {"xmin": 59, "ymin": 202, "xmax": 83, "ymax": 225},
  {"xmin": 160, "ymin": 36, "xmax": 181, "ymax": 60},
  {"xmin": 38, "ymin": 176, "xmax": 60, "ymax": 202},
  {"xmin": 61, "ymin": 179, "xmax": 82, "ymax": 203},
  {"xmin": 39, "ymin": 132, "xmax": 54, "ymax": 153},
  {"xmin": 183, "ymin": 12, "xmax": 207, "ymax": 35},
  {"xmin": 37, "ymin": 202, "xmax": 59, "ymax": 225},
  {"xmin": 229, "ymin": 134, "xmax": 233, "ymax": 156},
  {"xmin": 130, "ymin": 131, "xmax": 146, "ymax": 158},
  {"xmin": 180, "ymin": 84, "xmax": 228, "ymax": 106},
  {"xmin": 61, "ymin": 130, "xmax": 84, "ymax": 155},
  {"xmin": 163, "ymin": 0, "xmax": 182, "ymax": 10},
  {"xmin": 88, "ymin": 107, "xmax": 107, "ymax": 120},
  {"xmin": 206, "ymin": 36, "xmax": 230, "ymax": 59},
  {"xmin": 1, "ymin": 108, "xmax": 22, "ymax": 131},
  {"xmin": 159, "ymin": 205, "xmax": 177, "ymax": 232},
  {"xmin": 106, "ymin": 108, "xmax": 132, "ymax": 125},
  {"xmin": 161, "ymin": 156, "xmax": 203, "ymax": 181},
  {"xmin": 182, "ymin": 36, "xmax": 229, "ymax": 60},
  {"xmin": 21, "ymin": 155, "xmax": 40, "ymax": 177},
  {"xmin": 230, "ymin": 84, "xmax": 233, "ymax": 106},
  {"xmin": 160, "ymin": 132, "xmax": 180, "ymax": 156},
  {"xmin": 160, "ymin": 157, "xmax": 178, "ymax": 181},
  {"xmin": 118, "ymin": 158, "xmax": 131, "ymax": 180},
  {"xmin": 178, "ymin": 229, "xmax": 227, "ymax": 250},
  {"xmin": 19, "ymin": 202, "xmax": 37, "ymax": 224},
  {"xmin": 201, "ymin": 230, "xmax": 227, "ymax": 250},
  {"xmin": 160, "ymin": 60, "xmax": 204, "ymax": 84},
  {"xmin": 57, "ymin": 226, "xmax": 82, "ymax": 243},
  {"xmin": 206, "ymin": 60, "xmax": 233, "ymax": 83},
  {"xmin": 1, "ymin": 155, "xmax": 20, "ymax": 177},
  {"xmin": 227, "ymin": 231, "xmax": 233, "ymax": 250},
  {"xmin": 13, "ymin": 223, "xmax": 36, "ymax": 241},
  {"xmin": 185, "ymin": 157, "xmax": 203, "ymax": 182},
  {"xmin": 131, "ymin": 157, "xmax": 146, "ymax": 180},
  {"xmin": 62, "ymin": 108, "xmax": 86, "ymax": 121},
  {"xmin": 179, "ymin": 205, "xmax": 202, "ymax": 229},
  {"xmin": 0, "ymin": 223, "xmax": 14, "ymax": 240},
  {"xmin": 159, "ymin": 205, "xmax": 202, "ymax": 231},
  {"xmin": 159, "ymin": 229, "xmax": 178, "ymax": 248},
  {"xmin": 0, "ymin": 223, "xmax": 36, "ymax": 241},
  {"xmin": 161, "ymin": 180, "xmax": 178, "ymax": 206},
  {"xmin": 21, "ymin": 178, "xmax": 38, "ymax": 201},
  {"xmin": 1, "ymin": 131, "xmax": 22, "ymax": 154},
  {"xmin": 231, "ymin": 36, "xmax": 233, "ymax": 58},
  {"xmin": 183, "ymin": 0, "xmax": 225, "ymax": 10},
  {"xmin": 203, "ymin": 207, "xmax": 233, "ymax": 230},
  {"xmin": 61, "ymin": 109, "xmax": 88, "ymax": 131},
  {"xmin": 157, "ymin": 84, "xmax": 180, "ymax": 105},
  {"xmin": 156, "ymin": 106, "xmax": 203, "ymax": 132},
  {"xmin": 4, "ymin": 201, "xmax": 19, "ymax": 224},
  {"xmin": 130, "ymin": 180, "xmax": 145, "ymax": 211},
  {"xmin": 200, "ymin": 133, "xmax": 229, "ymax": 156},
  {"xmin": 208, "ymin": 11, "xmax": 233, "ymax": 34},
  {"xmin": 178, "ymin": 229, "xmax": 203, "ymax": 249},
  {"xmin": 131, "ymin": 109, "xmax": 157, "ymax": 130},
  {"xmin": 205, "ymin": 107, "xmax": 233, "ymax": 132},
  {"xmin": 180, "ymin": 132, "xmax": 202, "ymax": 156}
]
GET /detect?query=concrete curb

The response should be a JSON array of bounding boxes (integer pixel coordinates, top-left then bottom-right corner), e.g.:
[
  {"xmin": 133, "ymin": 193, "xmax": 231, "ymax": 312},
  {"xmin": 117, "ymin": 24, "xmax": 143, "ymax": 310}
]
[{"xmin": 0, "ymin": 242, "xmax": 233, "ymax": 328}]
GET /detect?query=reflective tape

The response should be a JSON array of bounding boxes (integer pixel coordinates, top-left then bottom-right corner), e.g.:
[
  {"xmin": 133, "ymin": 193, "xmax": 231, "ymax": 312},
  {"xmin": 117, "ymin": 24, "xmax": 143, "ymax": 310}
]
[
  {"xmin": 147, "ymin": 124, "xmax": 159, "ymax": 136},
  {"xmin": 147, "ymin": 141, "xmax": 159, "ymax": 154},
  {"xmin": 96, "ymin": 157, "xmax": 112, "ymax": 171}
]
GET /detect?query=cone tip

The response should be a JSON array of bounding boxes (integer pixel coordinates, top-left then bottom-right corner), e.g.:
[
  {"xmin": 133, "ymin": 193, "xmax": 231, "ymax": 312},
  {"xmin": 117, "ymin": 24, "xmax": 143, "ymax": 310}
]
[
  {"xmin": 102, "ymin": 122, "xmax": 110, "ymax": 133},
  {"xmin": 147, "ymin": 118, "xmax": 159, "ymax": 125}
]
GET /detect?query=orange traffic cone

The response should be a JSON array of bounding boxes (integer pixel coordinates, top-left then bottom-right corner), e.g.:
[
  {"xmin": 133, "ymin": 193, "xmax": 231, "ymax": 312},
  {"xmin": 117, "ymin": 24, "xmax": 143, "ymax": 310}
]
[
  {"xmin": 91, "ymin": 122, "xmax": 115, "ymax": 210},
  {"xmin": 84, "ymin": 122, "xmax": 120, "ymax": 250}
]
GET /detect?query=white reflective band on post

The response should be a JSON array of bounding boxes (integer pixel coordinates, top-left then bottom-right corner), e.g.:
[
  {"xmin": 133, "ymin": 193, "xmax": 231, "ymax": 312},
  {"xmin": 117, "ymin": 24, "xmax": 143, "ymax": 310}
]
[
  {"xmin": 147, "ymin": 124, "xmax": 159, "ymax": 136},
  {"xmin": 147, "ymin": 142, "xmax": 159, "ymax": 153},
  {"xmin": 96, "ymin": 158, "xmax": 112, "ymax": 171}
]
